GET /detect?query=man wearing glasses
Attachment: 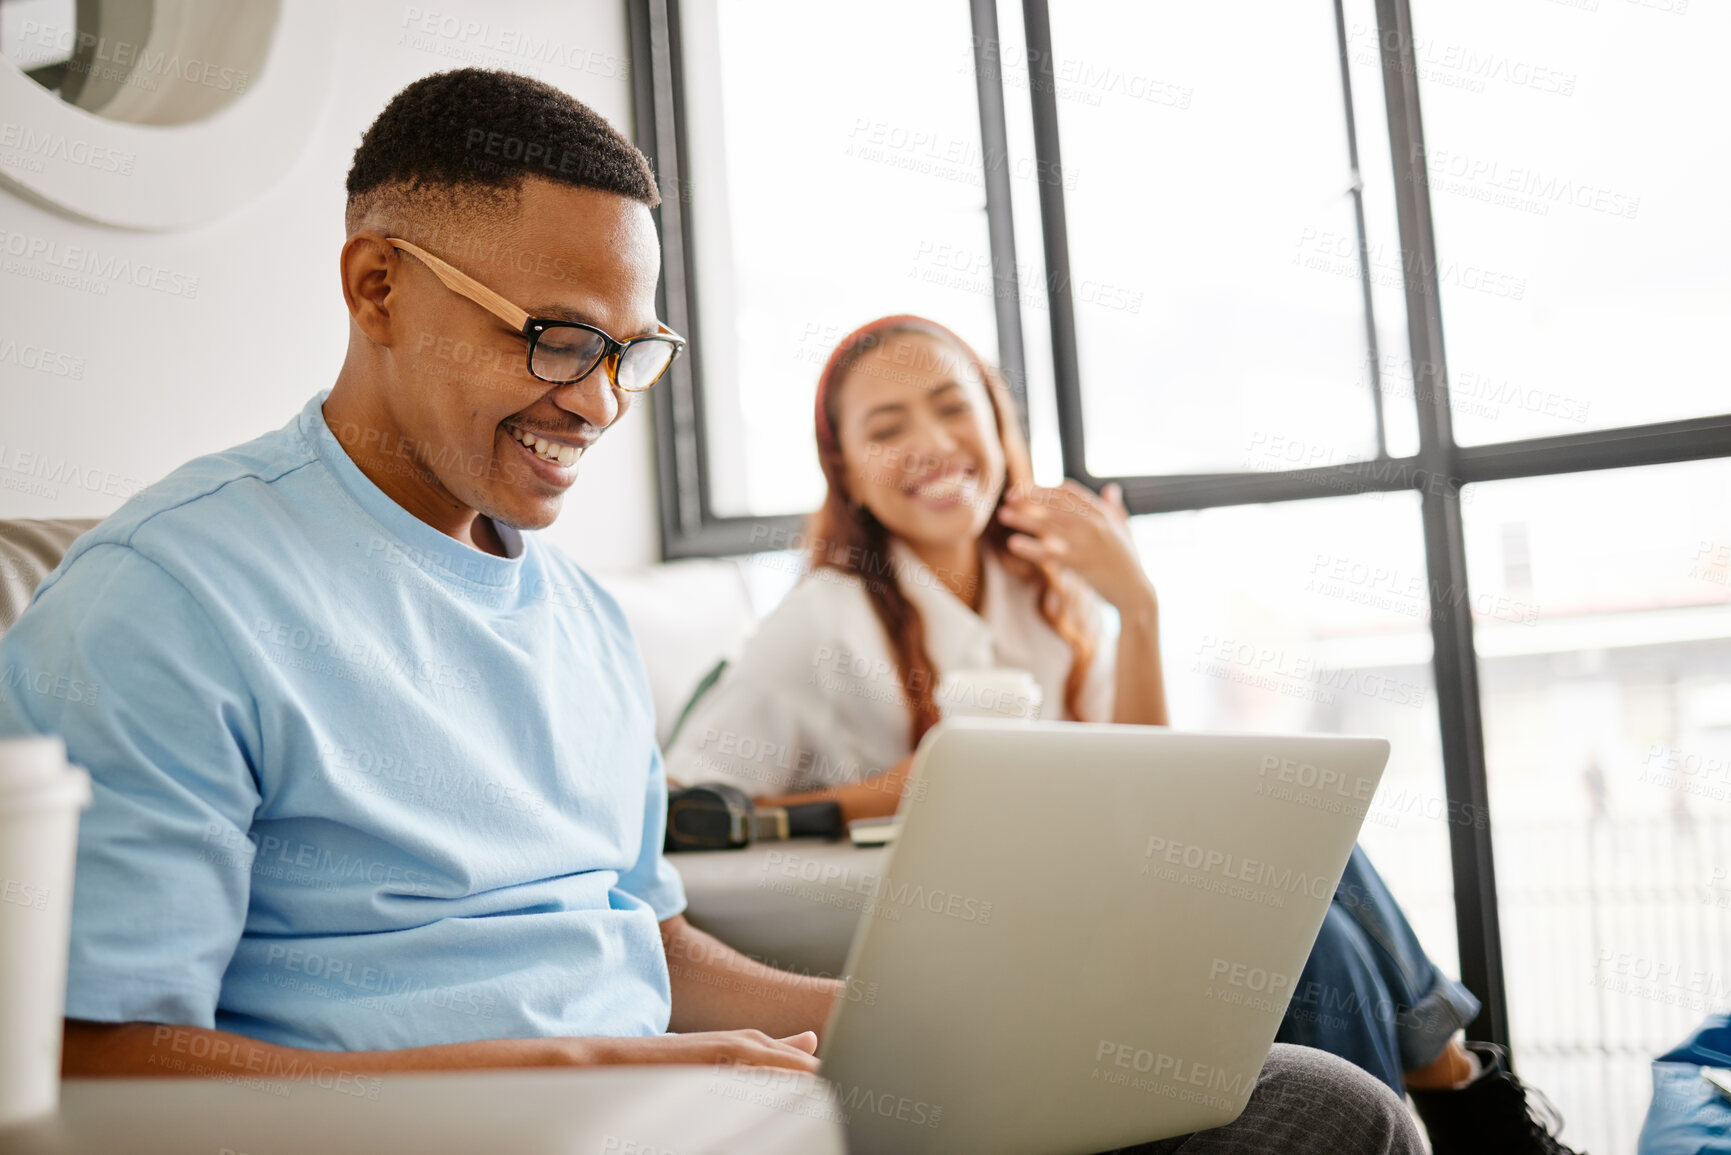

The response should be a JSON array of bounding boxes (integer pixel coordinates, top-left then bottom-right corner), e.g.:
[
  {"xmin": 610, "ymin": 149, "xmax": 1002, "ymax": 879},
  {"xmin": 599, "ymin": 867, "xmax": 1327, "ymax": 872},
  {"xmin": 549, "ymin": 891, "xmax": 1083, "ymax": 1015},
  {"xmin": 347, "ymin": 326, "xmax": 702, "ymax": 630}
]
[{"xmin": 0, "ymin": 69, "xmax": 1419, "ymax": 1153}]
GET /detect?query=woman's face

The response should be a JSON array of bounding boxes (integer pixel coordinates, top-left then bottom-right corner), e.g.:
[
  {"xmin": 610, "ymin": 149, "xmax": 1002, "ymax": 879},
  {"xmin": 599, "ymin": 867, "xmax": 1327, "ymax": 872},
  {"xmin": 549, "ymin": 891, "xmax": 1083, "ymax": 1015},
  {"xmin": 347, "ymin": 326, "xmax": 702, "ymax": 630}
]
[{"xmin": 832, "ymin": 331, "xmax": 1007, "ymax": 551}]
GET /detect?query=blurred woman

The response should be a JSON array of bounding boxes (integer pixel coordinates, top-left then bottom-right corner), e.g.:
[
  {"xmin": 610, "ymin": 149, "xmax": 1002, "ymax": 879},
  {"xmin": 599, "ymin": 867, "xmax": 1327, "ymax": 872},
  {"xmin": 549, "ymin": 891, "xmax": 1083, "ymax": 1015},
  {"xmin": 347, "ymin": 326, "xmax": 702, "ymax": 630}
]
[{"xmin": 666, "ymin": 316, "xmax": 1575, "ymax": 1155}]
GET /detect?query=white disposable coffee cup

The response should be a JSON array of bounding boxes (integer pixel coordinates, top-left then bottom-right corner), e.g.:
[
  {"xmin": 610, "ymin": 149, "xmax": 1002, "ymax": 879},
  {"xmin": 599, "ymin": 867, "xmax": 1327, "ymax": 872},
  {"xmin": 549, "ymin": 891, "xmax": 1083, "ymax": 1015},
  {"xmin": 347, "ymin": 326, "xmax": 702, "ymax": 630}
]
[
  {"xmin": 0, "ymin": 735, "xmax": 92, "ymax": 1127},
  {"xmin": 935, "ymin": 667, "xmax": 1044, "ymax": 721}
]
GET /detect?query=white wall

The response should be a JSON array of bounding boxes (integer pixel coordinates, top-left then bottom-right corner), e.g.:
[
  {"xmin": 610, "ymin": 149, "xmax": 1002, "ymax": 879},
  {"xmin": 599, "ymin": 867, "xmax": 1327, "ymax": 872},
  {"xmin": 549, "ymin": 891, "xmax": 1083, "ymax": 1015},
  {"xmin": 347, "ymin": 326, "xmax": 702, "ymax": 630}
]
[{"xmin": 0, "ymin": 1, "xmax": 660, "ymax": 572}]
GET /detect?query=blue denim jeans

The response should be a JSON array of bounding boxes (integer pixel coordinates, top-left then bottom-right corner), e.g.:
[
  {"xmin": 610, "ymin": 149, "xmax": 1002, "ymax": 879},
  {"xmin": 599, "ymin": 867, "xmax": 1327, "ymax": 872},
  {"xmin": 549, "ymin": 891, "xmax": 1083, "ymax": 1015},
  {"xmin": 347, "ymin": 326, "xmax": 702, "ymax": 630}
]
[{"xmin": 1273, "ymin": 844, "xmax": 1482, "ymax": 1094}]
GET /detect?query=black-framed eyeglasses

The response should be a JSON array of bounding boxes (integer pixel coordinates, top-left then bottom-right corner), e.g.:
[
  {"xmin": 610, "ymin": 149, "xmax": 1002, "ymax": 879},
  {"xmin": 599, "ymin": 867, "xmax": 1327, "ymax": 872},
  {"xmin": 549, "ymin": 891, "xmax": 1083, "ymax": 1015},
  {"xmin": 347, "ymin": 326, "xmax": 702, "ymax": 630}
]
[{"xmin": 385, "ymin": 237, "xmax": 686, "ymax": 392}]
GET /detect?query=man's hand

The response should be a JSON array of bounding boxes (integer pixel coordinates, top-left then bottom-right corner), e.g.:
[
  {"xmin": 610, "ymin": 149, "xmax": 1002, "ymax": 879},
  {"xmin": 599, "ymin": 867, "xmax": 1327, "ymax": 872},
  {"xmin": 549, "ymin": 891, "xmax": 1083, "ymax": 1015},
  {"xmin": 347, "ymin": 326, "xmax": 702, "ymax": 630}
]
[
  {"xmin": 583, "ymin": 1029, "xmax": 819, "ymax": 1073},
  {"xmin": 661, "ymin": 915, "xmax": 844, "ymax": 1041}
]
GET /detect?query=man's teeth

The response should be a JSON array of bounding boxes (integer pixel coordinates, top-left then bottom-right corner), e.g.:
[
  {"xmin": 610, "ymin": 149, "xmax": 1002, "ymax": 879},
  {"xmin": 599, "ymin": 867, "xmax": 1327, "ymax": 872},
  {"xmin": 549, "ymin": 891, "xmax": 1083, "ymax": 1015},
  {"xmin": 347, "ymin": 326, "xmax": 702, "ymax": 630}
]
[{"xmin": 510, "ymin": 427, "xmax": 581, "ymax": 467}]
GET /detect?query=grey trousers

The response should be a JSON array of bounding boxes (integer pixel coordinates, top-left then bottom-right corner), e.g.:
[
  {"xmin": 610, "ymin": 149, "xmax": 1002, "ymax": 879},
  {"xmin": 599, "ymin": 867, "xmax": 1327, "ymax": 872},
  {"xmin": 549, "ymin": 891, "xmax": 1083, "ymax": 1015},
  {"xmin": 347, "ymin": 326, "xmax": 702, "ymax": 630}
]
[{"xmin": 1102, "ymin": 1044, "xmax": 1424, "ymax": 1154}]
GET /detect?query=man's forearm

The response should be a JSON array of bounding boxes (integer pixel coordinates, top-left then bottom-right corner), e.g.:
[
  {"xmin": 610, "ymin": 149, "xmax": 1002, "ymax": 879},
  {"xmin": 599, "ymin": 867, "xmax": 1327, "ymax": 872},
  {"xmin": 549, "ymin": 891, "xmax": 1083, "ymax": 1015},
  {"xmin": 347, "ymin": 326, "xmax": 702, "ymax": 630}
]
[
  {"xmin": 64, "ymin": 1016, "xmax": 826, "ymax": 1080},
  {"xmin": 661, "ymin": 915, "xmax": 841, "ymax": 1039},
  {"xmin": 64, "ymin": 1020, "xmax": 577, "ymax": 1081}
]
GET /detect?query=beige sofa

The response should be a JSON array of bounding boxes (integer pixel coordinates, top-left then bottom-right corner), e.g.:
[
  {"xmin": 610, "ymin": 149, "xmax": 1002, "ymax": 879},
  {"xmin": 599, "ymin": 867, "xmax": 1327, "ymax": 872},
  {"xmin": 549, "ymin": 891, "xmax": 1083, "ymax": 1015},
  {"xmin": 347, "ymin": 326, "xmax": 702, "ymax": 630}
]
[{"xmin": 0, "ymin": 518, "xmax": 871, "ymax": 978}]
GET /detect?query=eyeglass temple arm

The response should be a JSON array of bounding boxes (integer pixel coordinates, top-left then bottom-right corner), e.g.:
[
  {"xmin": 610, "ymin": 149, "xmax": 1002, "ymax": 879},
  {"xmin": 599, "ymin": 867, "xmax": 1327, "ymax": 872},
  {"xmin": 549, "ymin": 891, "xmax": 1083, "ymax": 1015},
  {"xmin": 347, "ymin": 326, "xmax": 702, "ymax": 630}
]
[
  {"xmin": 384, "ymin": 238, "xmax": 529, "ymax": 332},
  {"xmin": 389, "ymin": 236, "xmax": 686, "ymax": 351}
]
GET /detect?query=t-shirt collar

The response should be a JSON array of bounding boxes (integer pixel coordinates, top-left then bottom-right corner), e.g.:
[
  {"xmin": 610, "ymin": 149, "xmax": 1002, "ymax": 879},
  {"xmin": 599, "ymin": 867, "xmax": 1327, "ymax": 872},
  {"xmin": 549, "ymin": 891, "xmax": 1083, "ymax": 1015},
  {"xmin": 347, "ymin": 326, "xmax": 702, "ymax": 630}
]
[{"xmin": 301, "ymin": 391, "xmax": 524, "ymax": 588}]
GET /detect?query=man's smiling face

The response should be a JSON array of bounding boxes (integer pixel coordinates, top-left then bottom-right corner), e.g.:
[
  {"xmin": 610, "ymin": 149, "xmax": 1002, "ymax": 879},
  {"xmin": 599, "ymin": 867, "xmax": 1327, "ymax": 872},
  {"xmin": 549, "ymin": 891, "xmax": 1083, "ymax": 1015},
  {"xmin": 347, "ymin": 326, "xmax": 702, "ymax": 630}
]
[{"xmin": 378, "ymin": 177, "xmax": 662, "ymax": 532}]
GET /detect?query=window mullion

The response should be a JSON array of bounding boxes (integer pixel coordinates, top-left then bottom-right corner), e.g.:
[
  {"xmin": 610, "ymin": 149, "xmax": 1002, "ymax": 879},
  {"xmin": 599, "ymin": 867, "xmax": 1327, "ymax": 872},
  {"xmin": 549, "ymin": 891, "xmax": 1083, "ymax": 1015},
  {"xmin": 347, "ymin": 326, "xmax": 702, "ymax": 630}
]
[
  {"xmin": 1374, "ymin": 0, "xmax": 1510, "ymax": 1049},
  {"xmin": 1334, "ymin": 0, "xmax": 1389, "ymax": 461},
  {"xmin": 969, "ymin": 0, "xmax": 1031, "ymax": 437},
  {"xmin": 1019, "ymin": 0, "xmax": 1094, "ymax": 488}
]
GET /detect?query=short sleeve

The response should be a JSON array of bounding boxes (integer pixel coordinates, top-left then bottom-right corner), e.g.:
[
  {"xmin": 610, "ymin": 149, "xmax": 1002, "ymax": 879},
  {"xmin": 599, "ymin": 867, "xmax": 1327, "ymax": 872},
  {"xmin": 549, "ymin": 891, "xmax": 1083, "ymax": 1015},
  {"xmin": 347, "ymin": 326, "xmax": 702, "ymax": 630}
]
[
  {"xmin": 616, "ymin": 743, "xmax": 687, "ymax": 921},
  {"xmin": 0, "ymin": 546, "xmax": 261, "ymax": 1027}
]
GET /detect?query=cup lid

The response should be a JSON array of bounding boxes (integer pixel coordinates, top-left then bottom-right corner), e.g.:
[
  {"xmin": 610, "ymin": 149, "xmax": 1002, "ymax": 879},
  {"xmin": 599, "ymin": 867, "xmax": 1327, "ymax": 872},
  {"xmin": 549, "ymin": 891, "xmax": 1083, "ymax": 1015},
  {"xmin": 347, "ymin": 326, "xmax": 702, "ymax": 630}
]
[
  {"xmin": 0, "ymin": 734, "xmax": 71, "ymax": 791},
  {"xmin": 937, "ymin": 667, "xmax": 1038, "ymax": 690}
]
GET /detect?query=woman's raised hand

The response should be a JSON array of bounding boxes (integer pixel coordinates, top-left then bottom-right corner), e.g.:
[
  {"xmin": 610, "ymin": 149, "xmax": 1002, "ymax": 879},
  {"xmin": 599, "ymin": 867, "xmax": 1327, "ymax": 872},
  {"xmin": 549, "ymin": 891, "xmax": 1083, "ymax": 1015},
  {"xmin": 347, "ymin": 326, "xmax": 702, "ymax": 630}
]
[{"xmin": 997, "ymin": 480, "xmax": 1157, "ymax": 614}]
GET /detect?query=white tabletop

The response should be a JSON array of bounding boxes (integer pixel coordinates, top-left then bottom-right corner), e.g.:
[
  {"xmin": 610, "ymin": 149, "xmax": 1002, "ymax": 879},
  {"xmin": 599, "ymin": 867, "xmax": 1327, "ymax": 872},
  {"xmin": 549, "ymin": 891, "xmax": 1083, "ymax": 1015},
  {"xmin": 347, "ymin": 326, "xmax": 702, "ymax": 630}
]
[{"xmin": 0, "ymin": 1065, "xmax": 846, "ymax": 1155}]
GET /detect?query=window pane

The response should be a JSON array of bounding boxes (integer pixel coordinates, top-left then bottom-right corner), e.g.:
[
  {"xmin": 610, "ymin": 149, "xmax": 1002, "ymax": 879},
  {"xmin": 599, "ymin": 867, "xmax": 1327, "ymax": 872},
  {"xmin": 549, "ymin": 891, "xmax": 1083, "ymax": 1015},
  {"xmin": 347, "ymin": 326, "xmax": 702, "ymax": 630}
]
[
  {"xmin": 1409, "ymin": 2, "xmax": 1731, "ymax": 443},
  {"xmin": 683, "ymin": 1, "xmax": 998, "ymax": 518},
  {"xmin": 992, "ymin": 0, "xmax": 1067, "ymax": 487},
  {"xmin": 1339, "ymin": 0, "xmax": 1421, "ymax": 460},
  {"xmin": 1047, "ymin": 3, "xmax": 1394, "ymax": 477},
  {"xmin": 1465, "ymin": 459, "xmax": 1731, "ymax": 1155},
  {"xmin": 1136, "ymin": 492, "xmax": 1459, "ymax": 979}
]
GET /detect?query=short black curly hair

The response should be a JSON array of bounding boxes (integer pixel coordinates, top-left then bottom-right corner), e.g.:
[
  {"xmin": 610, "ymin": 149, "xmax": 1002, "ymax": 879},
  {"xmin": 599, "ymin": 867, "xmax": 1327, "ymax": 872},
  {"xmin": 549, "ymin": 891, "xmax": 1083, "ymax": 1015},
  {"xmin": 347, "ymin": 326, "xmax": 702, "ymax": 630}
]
[{"xmin": 344, "ymin": 69, "xmax": 659, "ymax": 243}]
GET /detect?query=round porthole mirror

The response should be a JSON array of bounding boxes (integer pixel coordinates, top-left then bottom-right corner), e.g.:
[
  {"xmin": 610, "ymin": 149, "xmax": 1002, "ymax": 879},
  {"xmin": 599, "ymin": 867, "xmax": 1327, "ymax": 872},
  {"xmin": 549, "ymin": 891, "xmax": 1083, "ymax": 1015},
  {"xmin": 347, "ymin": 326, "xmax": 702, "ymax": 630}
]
[
  {"xmin": 2, "ymin": 0, "xmax": 276, "ymax": 125},
  {"xmin": 0, "ymin": 0, "xmax": 334, "ymax": 230}
]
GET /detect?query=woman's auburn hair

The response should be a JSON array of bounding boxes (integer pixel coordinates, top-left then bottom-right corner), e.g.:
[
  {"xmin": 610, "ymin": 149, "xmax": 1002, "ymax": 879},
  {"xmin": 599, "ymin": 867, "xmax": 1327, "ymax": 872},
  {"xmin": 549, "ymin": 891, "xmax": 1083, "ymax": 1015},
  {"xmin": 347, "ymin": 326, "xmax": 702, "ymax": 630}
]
[{"xmin": 806, "ymin": 315, "xmax": 1099, "ymax": 751}]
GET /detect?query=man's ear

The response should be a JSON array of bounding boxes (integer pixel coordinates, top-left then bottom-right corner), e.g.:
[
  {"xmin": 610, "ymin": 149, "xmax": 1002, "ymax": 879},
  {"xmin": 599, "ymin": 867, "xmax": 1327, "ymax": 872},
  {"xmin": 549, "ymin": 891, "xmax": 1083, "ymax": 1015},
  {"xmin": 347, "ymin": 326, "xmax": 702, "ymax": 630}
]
[{"xmin": 339, "ymin": 234, "xmax": 398, "ymax": 346}]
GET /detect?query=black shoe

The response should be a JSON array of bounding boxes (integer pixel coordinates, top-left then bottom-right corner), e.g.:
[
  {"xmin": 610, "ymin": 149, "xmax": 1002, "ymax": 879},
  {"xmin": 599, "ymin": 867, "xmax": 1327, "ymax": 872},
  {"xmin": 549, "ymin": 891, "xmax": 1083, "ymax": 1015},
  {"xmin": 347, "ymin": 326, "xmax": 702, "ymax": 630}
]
[{"xmin": 1409, "ymin": 1042, "xmax": 1584, "ymax": 1154}]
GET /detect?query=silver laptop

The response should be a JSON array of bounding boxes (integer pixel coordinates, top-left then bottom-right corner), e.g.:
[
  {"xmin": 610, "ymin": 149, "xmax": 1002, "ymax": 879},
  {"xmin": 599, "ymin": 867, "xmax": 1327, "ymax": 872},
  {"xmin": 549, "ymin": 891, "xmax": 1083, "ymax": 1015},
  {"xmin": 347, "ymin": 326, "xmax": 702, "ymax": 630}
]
[{"xmin": 817, "ymin": 719, "xmax": 1390, "ymax": 1155}]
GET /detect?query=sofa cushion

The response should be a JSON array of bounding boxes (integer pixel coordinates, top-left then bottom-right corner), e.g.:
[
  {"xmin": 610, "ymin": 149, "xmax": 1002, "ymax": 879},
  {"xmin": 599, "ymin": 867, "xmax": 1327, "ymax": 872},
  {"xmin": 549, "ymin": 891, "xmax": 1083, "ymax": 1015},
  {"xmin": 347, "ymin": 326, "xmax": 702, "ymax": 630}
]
[
  {"xmin": 594, "ymin": 558, "xmax": 761, "ymax": 746},
  {"xmin": 0, "ymin": 518, "xmax": 100, "ymax": 635},
  {"xmin": 675, "ymin": 840, "xmax": 883, "ymax": 977}
]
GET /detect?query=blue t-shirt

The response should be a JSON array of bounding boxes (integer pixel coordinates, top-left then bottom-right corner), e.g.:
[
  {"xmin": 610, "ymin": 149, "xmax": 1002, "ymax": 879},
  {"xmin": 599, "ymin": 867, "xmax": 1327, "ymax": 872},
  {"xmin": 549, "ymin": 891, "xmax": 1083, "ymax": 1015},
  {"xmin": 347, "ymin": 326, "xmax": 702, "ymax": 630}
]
[{"xmin": 0, "ymin": 391, "xmax": 686, "ymax": 1051}]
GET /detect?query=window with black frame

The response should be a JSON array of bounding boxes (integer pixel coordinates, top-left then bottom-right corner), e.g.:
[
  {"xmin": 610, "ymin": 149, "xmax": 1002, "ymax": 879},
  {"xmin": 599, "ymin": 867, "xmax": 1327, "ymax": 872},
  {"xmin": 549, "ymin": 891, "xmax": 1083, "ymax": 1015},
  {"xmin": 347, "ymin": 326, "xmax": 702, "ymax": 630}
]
[
  {"xmin": 1405, "ymin": 2, "xmax": 1731, "ymax": 1147},
  {"xmin": 1041, "ymin": 0, "xmax": 1418, "ymax": 479},
  {"xmin": 634, "ymin": 1, "xmax": 1731, "ymax": 1151},
  {"xmin": 1014, "ymin": 0, "xmax": 1464, "ymax": 1086},
  {"xmin": 635, "ymin": 0, "xmax": 1004, "ymax": 554}
]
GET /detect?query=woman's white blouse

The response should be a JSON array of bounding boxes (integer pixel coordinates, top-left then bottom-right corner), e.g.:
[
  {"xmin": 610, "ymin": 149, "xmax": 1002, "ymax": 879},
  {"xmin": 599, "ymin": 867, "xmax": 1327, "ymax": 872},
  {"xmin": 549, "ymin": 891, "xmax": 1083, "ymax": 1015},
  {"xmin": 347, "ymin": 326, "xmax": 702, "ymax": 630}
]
[{"xmin": 663, "ymin": 539, "xmax": 1117, "ymax": 796}]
